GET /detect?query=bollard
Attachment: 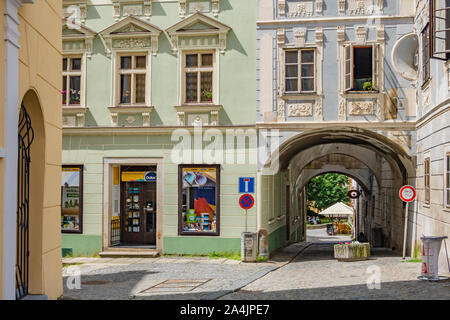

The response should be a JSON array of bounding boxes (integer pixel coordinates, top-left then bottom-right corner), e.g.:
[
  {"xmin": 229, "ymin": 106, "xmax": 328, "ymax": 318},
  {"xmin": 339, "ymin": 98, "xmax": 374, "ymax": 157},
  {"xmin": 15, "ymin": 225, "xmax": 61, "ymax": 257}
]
[{"xmin": 418, "ymin": 236, "xmax": 448, "ymax": 281}]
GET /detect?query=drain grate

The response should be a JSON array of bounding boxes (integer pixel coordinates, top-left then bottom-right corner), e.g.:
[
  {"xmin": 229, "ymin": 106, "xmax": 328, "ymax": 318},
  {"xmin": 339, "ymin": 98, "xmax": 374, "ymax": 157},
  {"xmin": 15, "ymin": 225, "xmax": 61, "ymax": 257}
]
[
  {"xmin": 140, "ymin": 279, "xmax": 212, "ymax": 293},
  {"xmin": 82, "ymin": 280, "xmax": 110, "ymax": 285}
]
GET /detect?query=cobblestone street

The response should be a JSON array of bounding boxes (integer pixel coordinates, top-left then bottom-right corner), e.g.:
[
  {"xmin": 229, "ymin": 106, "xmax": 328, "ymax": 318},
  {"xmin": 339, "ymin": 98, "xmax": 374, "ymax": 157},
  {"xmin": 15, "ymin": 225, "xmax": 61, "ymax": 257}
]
[
  {"xmin": 62, "ymin": 232, "xmax": 450, "ymax": 300},
  {"xmin": 221, "ymin": 239, "xmax": 450, "ymax": 300}
]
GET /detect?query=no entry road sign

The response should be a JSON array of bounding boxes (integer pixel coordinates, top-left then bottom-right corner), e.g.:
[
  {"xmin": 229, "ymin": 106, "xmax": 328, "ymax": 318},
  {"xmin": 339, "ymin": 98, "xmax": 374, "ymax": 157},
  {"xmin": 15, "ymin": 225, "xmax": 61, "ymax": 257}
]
[
  {"xmin": 399, "ymin": 185, "xmax": 416, "ymax": 202},
  {"xmin": 239, "ymin": 194, "xmax": 255, "ymax": 210}
]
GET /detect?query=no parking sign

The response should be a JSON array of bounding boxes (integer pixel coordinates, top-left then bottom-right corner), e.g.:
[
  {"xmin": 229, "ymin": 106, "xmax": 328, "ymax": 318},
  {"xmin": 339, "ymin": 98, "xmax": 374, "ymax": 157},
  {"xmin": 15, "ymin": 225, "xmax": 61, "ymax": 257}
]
[{"xmin": 239, "ymin": 194, "xmax": 255, "ymax": 210}]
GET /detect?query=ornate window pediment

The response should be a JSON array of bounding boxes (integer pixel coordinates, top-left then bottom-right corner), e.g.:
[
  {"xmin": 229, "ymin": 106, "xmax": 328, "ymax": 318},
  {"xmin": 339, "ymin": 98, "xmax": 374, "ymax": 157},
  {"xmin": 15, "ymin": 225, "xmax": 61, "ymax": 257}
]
[
  {"xmin": 166, "ymin": 12, "xmax": 231, "ymax": 54},
  {"xmin": 112, "ymin": 0, "xmax": 153, "ymax": 22},
  {"xmin": 99, "ymin": 15, "xmax": 162, "ymax": 57},
  {"xmin": 62, "ymin": 18, "xmax": 96, "ymax": 58},
  {"xmin": 179, "ymin": 0, "xmax": 220, "ymax": 19}
]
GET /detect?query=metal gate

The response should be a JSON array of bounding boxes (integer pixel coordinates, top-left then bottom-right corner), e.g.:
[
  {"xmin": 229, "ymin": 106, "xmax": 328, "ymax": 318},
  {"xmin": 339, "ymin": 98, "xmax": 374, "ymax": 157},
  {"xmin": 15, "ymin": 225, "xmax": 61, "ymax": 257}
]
[{"xmin": 16, "ymin": 104, "xmax": 34, "ymax": 299}]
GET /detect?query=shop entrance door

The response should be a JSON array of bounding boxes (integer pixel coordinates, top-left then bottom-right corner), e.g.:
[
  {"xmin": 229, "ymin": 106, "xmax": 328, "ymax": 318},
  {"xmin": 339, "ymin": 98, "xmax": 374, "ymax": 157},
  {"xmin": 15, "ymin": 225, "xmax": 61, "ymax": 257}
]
[{"xmin": 121, "ymin": 181, "xmax": 157, "ymax": 245}]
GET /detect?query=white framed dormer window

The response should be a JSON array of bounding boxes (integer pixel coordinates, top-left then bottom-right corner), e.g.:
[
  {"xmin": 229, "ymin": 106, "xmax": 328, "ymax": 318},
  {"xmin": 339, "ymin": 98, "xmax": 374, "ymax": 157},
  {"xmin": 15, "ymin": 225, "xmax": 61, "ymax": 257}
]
[
  {"xmin": 116, "ymin": 53, "xmax": 148, "ymax": 106},
  {"xmin": 182, "ymin": 51, "xmax": 216, "ymax": 104},
  {"xmin": 284, "ymin": 49, "xmax": 316, "ymax": 93},
  {"xmin": 343, "ymin": 44, "xmax": 380, "ymax": 92}
]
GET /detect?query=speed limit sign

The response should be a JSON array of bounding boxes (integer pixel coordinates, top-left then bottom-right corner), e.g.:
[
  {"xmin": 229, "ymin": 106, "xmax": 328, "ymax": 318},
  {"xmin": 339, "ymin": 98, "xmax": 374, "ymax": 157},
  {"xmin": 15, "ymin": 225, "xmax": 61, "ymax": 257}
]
[{"xmin": 399, "ymin": 185, "xmax": 416, "ymax": 203}]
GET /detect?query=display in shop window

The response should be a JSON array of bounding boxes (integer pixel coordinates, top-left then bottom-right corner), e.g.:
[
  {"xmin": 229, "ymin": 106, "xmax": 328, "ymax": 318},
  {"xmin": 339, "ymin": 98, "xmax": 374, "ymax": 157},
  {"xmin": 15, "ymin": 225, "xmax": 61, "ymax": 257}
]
[
  {"xmin": 180, "ymin": 166, "xmax": 219, "ymax": 234},
  {"xmin": 61, "ymin": 166, "xmax": 83, "ymax": 233}
]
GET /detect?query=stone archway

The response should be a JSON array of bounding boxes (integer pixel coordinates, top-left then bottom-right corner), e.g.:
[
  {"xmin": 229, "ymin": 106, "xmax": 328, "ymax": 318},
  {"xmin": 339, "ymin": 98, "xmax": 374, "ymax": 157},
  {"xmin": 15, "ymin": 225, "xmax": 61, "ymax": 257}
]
[{"xmin": 260, "ymin": 126, "xmax": 416, "ymax": 255}]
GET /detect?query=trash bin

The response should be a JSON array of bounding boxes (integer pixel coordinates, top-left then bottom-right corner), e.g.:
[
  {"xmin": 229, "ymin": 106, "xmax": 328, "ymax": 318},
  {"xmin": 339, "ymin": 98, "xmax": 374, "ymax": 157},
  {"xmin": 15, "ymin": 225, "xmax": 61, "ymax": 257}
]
[
  {"xmin": 241, "ymin": 232, "xmax": 257, "ymax": 262},
  {"xmin": 418, "ymin": 236, "xmax": 448, "ymax": 281}
]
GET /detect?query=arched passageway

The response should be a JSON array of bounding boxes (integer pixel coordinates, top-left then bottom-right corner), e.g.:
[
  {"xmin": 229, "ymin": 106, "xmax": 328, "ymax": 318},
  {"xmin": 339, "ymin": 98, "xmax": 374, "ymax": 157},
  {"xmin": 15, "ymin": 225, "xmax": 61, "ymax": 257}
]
[
  {"xmin": 17, "ymin": 90, "xmax": 46, "ymax": 298},
  {"xmin": 259, "ymin": 127, "xmax": 416, "ymax": 255}
]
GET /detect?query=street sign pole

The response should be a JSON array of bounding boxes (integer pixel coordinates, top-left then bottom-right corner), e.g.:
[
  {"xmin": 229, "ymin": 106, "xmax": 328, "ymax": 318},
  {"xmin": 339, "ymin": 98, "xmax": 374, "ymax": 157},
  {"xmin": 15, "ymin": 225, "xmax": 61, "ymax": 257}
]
[
  {"xmin": 245, "ymin": 209, "xmax": 248, "ymax": 233},
  {"xmin": 402, "ymin": 201, "xmax": 409, "ymax": 260},
  {"xmin": 399, "ymin": 185, "xmax": 416, "ymax": 260}
]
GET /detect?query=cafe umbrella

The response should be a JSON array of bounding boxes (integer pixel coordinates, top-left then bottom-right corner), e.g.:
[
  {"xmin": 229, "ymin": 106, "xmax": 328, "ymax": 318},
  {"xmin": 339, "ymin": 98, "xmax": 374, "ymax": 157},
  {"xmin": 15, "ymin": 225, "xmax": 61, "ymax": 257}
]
[{"xmin": 319, "ymin": 202, "xmax": 354, "ymax": 234}]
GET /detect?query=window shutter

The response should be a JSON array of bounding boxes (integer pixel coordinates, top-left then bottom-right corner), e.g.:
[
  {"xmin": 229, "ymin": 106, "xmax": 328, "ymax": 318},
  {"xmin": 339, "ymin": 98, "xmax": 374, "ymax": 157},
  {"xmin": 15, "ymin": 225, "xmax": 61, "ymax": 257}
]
[
  {"xmin": 344, "ymin": 45, "xmax": 353, "ymax": 91},
  {"xmin": 431, "ymin": 0, "xmax": 450, "ymax": 60},
  {"xmin": 372, "ymin": 44, "xmax": 380, "ymax": 91}
]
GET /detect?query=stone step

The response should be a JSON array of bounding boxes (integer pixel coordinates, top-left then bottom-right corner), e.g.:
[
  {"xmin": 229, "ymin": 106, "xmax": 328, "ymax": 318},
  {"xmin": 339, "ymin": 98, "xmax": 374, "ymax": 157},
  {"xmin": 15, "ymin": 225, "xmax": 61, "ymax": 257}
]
[{"xmin": 99, "ymin": 250, "xmax": 159, "ymax": 258}]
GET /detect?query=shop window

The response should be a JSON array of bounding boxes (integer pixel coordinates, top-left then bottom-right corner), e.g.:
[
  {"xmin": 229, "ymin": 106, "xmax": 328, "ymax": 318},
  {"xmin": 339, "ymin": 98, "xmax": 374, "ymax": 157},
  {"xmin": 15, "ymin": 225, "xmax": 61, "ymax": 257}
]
[
  {"xmin": 183, "ymin": 52, "xmax": 215, "ymax": 104},
  {"xmin": 117, "ymin": 54, "xmax": 147, "ymax": 105},
  {"xmin": 178, "ymin": 165, "xmax": 220, "ymax": 236},
  {"xmin": 430, "ymin": 0, "xmax": 450, "ymax": 60},
  {"xmin": 61, "ymin": 166, "xmax": 83, "ymax": 233},
  {"xmin": 344, "ymin": 45, "xmax": 380, "ymax": 92},
  {"xmin": 285, "ymin": 49, "xmax": 316, "ymax": 93},
  {"xmin": 425, "ymin": 157, "xmax": 431, "ymax": 204},
  {"xmin": 422, "ymin": 24, "xmax": 431, "ymax": 85},
  {"xmin": 62, "ymin": 56, "xmax": 82, "ymax": 106},
  {"xmin": 445, "ymin": 153, "xmax": 450, "ymax": 208}
]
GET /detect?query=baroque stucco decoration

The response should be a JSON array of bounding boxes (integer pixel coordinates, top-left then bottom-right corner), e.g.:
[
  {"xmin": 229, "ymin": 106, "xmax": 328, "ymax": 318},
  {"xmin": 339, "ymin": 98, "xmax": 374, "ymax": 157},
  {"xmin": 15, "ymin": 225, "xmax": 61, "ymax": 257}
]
[
  {"xmin": 349, "ymin": 101, "xmax": 374, "ymax": 115},
  {"xmin": 166, "ymin": 12, "xmax": 231, "ymax": 54},
  {"xmin": 340, "ymin": 0, "xmax": 384, "ymax": 15},
  {"xmin": 179, "ymin": 0, "xmax": 220, "ymax": 19},
  {"xmin": 112, "ymin": 0, "xmax": 152, "ymax": 21},
  {"xmin": 279, "ymin": 0, "xmax": 321, "ymax": 17},
  {"xmin": 288, "ymin": 103, "xmax": 313, "ymax": 117},
  {"xmin": 99, "ymin": 15, "xmax": 162, "ymax": 57}
]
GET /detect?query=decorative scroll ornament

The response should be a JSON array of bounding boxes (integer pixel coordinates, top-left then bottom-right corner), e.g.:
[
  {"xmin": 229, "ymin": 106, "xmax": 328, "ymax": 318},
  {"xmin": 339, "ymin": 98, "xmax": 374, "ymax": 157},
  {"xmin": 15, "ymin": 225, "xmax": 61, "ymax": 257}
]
[
  {"xmin": 288, "ymin": 103, "xmax": 313, "ymax": 117},
  {"xmin": 349, "ymin": 101, "xmax": 374, "ymax": 115}
]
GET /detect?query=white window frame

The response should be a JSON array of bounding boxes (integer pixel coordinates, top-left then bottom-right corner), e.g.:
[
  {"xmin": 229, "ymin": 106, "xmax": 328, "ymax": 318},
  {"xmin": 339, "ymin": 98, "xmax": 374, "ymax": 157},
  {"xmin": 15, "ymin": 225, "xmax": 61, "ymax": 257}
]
[
  {"xmin": 284, "ymin": 48, "xmax": 316, "ymax": 94},
  {"xmin": 62, "ymin": 55, "xmax": 84, "ymax": 107},
  {"xmin": 181, "ymin": 50, "xmax": 217, "ymax": 105},
  {"xmin": 116, "ymin": 53, "xmax": 148, "ymax": 106},
  {"xmin": 424, "ymin": 156, "xmax": 431, "ymax": 205},
  {"xmin": 343, "ymin": 44, "xmax": 381, "ymax": 92},
  {"xmin": 114, "ymin": 51, "xmax": 151, "ymax": 107}
]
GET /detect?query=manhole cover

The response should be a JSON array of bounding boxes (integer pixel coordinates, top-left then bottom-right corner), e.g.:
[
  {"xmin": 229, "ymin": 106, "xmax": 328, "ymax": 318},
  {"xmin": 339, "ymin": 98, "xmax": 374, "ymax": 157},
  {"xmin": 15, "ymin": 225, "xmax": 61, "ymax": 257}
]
[
  {"xmin": 140, "ymin": 279, "xmax": 211, "ymax": 293},
  {"xmin": 82, "ymin": 280, "xmax": 110, "ymax": 285}
]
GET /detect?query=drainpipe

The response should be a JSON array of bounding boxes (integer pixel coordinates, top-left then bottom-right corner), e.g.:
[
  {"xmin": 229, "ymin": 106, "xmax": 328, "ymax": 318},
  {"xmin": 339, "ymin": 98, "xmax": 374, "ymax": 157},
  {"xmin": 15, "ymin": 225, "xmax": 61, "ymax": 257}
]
[
  {"xmin": 410, "ymin": 198, "xmax": 418, "ymax": 258},
  {"xmin": 256, "ymin": 170, "xmax": 262, "ymax": 232}
]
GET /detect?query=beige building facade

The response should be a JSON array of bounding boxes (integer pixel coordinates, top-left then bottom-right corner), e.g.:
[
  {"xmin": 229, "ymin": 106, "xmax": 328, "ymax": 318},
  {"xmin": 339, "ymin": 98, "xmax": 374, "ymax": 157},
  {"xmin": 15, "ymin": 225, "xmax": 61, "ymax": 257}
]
[{"xmin": 0, "ymin": 0, "xmax": 63, "ymax": 299}]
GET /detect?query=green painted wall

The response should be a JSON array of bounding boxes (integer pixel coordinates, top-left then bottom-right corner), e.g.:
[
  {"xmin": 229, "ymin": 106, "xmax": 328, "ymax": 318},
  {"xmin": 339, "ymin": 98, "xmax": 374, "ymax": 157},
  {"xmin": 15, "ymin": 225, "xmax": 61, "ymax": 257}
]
[
  {"xmin": 163, "ymin": 236, "xmax": 241, "ymax": 255},
  {"xmin": 77, "ymin": 0, "xmax": 256, "ymax": 127},
  {"xmin": 62, "ymin": 234, "xmax": 102, "ymax": 256},
  {"xmin": 62, "ymin": 0, "xmax": 258, "ymax": 256},
  {"xmin": 268, "ymin": 225, "xmax": 287, "ymax": 253}
]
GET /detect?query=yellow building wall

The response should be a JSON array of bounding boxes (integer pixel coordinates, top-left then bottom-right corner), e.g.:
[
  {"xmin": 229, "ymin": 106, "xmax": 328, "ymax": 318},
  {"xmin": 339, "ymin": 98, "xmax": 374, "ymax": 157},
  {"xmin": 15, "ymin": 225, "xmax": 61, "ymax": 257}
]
[
  {"xmin": 0, "ymin": 0, "xmax": 5, "ymax": 301},
  {"xmin": 17, "ymin": 0, "xmax": 63, "ymax": 300}
]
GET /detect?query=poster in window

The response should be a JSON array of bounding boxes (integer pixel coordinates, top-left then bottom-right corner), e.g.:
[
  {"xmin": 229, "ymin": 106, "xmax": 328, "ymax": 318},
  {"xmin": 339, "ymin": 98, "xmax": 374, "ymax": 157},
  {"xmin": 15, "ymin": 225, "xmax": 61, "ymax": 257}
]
[
  {"xmin": 61, "ymin": 166, "xmax": 83, "ymax": 233},
  {"xmin": 180, "ymin": 166, "xmax": 219, "ymax": 234}
]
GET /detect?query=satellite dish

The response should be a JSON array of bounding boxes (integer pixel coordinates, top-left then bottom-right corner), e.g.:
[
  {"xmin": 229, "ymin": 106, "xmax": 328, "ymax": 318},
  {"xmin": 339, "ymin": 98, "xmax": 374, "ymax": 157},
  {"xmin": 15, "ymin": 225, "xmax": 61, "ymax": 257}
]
[{"xmin": 391, "ymin": 33, "xmax": 419, "ymax": 81}]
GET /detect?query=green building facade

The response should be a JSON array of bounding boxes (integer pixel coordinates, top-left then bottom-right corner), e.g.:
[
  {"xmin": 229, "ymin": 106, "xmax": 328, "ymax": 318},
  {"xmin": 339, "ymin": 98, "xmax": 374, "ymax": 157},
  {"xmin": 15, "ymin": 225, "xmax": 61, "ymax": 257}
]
[{"xmin": 61, "ymin": 0, "xmax": 278, "ymax": 256}]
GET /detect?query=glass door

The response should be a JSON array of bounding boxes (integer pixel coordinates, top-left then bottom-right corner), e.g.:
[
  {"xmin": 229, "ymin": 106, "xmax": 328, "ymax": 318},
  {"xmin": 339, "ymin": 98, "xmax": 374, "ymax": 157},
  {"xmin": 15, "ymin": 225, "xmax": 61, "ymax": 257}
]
[{"xmin": 121, "ymin": 182, "xmax": 144, "ymax": 244}]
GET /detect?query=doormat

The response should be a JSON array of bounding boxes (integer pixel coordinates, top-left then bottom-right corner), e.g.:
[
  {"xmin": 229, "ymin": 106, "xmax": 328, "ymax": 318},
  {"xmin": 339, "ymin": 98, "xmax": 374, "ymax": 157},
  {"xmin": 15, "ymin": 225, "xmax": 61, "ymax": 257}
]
[{"xmin": 140, "ymin": 279, "xmax": 212, "ymax": 293}]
